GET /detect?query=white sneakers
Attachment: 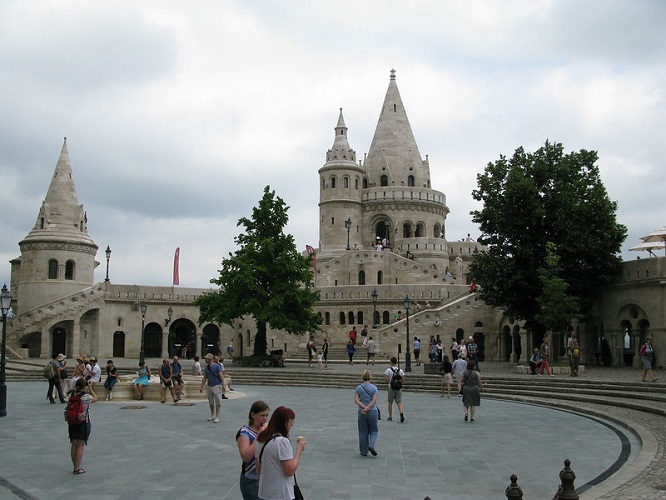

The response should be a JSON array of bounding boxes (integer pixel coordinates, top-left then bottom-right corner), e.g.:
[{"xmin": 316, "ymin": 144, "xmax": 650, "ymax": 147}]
[{"xmin": 213, "ymin": 418, "xmax": 220, "ymax": 423}]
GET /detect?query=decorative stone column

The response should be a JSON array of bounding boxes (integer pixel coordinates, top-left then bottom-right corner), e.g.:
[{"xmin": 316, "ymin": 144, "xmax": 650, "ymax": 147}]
[
  {"xmin": 40, "ymin": 326, "xmax": 50, "ymax": 359},
  {"xmin": 71, "ymin": 317, "xmax": 81, "ymax": 357},
  {"xmin": 161, "ymin": 330, "xmax": 169, "ymax": 359}
]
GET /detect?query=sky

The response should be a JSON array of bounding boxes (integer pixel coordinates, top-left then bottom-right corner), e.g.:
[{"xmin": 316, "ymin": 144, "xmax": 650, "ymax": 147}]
[{"xmin": 1, "ymin": 0, "xmax": 664, "ymax": 289}]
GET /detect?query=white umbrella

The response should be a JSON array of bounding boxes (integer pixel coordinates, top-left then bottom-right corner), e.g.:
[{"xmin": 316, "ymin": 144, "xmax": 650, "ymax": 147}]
[
  {"xmin": 629, "ymin": 241, "xmax": 665, "ymax": 257},
  {"xmin": 639, "ymin": 227, "xmax": 666, "ymax": 256}
]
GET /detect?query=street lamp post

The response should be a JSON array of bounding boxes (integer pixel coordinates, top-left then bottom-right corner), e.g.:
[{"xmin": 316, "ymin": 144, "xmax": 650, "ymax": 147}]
[
  {"xmin": 345, "ymin": 217, "xmax": 352, "ymax": 250},
  {"xmin": 371, "ymin": 288, "xmax": 378, "ymax": 328},
  {"xmin": 403, "ymin": 295, "xmax": 412, "ymax": 372},
  {"xmin": 104, "ymin": 245, "xmax": 112, "ymax": 282},
  {"xmin": 1, "ymin": 284, "xmax": 12, "ymax": 417},
  {"xmin": 139, "ymin": 302, "xmax": 147, "ymax": 364}
]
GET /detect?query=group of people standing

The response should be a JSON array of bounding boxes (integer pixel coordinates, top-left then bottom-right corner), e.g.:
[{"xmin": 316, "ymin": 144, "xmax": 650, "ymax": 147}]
[{"xmin": 46, "ymin": 353, "xmax": 105, "ymax": 404}]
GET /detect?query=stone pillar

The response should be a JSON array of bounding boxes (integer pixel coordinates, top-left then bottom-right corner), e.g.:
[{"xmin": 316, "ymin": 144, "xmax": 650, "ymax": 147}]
[
  {"xmin": 71, "ymin": 317, "xmax": 81, "ymax": 357},
  {"xmin": 519, "ymin": 330, "xmax": 528, "ymax": 363},
  {"xmin": 633, "ymin": 333, "xmax": 641, "ymax": 368},
  {"xmin": 161, "ymin": 330, "xmax": 169, "ymax": 359},
  {"xmin": 40, "ymin": 326, "xmax": 50, "ymax": 359},
  {"xmin": 496, "ymin": 331, "xmax": 503, "ymax": 361}
]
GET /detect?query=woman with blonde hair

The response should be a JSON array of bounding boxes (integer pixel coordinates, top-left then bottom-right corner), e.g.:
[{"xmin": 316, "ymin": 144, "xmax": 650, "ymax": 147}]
[{"xmin": 354, "ymin": 370, "xmax": 379, "ymax": 456}]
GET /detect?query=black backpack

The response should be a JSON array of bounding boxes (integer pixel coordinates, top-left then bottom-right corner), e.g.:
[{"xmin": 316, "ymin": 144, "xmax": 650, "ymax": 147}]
[{"xmin": 390, "ymin": 368, "xmax": 403, "ymax": 390}]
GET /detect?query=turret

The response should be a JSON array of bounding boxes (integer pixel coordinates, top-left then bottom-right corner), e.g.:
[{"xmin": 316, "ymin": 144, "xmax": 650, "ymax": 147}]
[
  {"xmin": 14, "ymin": 139, "xmax": 98, "ymax": 313},
  {"xmin": 318, "ymin": 109, "xmax": 364, "ymax": 255}
]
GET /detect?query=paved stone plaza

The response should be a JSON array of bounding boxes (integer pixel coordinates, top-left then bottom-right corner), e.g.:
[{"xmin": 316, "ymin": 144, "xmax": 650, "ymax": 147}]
[{"xmin": 0, "ymin": 366, "xmax": 649, "ymax": 500}]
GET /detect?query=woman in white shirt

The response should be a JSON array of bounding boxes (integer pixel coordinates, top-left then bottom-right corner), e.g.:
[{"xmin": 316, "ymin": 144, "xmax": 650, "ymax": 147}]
[{"xmin": 255, "ymin": 406, "xmax": 306, "ymax": 500}]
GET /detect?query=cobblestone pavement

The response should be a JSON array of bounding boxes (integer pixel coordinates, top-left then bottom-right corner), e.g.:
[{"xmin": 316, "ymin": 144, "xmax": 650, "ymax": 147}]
[{"xmin": 1, "ymin": 359, "xmax": 663, "ymax": 499}]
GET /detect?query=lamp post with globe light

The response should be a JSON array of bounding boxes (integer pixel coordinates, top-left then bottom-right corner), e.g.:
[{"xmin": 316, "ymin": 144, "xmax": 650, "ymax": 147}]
[
  {"xmin": 403, "ymin": 295, "xmax": 412, "ymax": 372},
  {"xmin": 0, "ymin": 284, "xmax": 12, "ymax": 417}
]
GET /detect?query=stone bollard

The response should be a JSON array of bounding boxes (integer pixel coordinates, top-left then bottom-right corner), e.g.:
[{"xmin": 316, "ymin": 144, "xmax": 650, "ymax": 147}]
[
  {"xmin": 506, "ymin": 474, "xmax": 523, "ymax": 499},
  {"xmin": 553, "ymin": 459, "xmax": 579, "ymax": 500}
]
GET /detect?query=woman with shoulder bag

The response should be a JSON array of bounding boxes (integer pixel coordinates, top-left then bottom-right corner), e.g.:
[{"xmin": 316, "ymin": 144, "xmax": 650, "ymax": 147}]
[{"xmin": 255, "ymin": 406, "xmax": 306, "ymax": 500}]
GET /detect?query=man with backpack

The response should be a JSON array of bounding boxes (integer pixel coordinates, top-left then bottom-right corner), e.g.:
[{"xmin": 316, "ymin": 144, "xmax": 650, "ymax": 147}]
[
  {"xmin": 383, "ymin": 357, "xmax": 405, "ymax": 423},
  {"xmin": 46, "ymin": 353, "xmax": 66, "ymax": 404}
]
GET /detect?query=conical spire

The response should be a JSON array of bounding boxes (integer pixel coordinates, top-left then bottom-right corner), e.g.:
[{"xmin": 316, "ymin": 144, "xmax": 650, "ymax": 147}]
[
  {"xmin": 363, "ymin": 69, "xmax": 429, "ymax": 186},
  {"xmin": 326, "ymin": 108, "xmax": 356, "ymax": 163},
  {"xmin": 22, "ymin": 138, "xmax": 95, "ymax": 245}
]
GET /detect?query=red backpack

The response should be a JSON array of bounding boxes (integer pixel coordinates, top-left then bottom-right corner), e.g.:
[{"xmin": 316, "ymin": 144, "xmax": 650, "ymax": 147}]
[{"xmin": 64, "ymin": 393, "xmax": 85, "ymax": 424}]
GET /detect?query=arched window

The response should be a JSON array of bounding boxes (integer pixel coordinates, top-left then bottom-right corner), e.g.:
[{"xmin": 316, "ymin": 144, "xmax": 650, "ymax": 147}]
[
  {"xmin": 363, "ymin": 178, "xmax": 368, "ymax": 189},
  {"xmin": 373, "ymin": 310, "xmax": 380, "ymax": 326},
  {"xmin": 415, "ymin": 223, "xmax": 425, "ymax": 237},
  {"xmin": 339, "ymin": 312, "xmax": 346, "ymax": 325},
  {"xmin": 382, "ymin": 311, "xmax": 390, "ymax": 324},
  {"xmin": 407, "ymin": 175, "xmax": 415, "ymax": 187},
  {"xmin": 322, "ymin": 178, "xmax": 326, "ymax": 190},
  {"xmin": 377, "ymin": 270, "xmax": 383, "ymax": 285},
  {"xmin": 403, "ymin": 223, "xmax": 412, "ymax": 238},
  {"xmin": 48, "ymin": 259, "xmax": 58, "ymax": 279},
  {"xmin": 380, "ymin": 175, "xmax": 389, "ymax": 187},
  {"xmin": 357, "ymin": 312, "xmax": 364, "ymax": 324},
  {"xmin": 343, "ymin": 177, "xmax": 349, "ymax": 188},
  {"xmin": 348, "ymin": 311, "xmax": 355, "ymax": 325},
  {"xmin": 358, "ymin": 270, "xmax": 366, "ymax": 285},
  {"xmin": 434, "ymin": 223, "xmax": 442, "ymax": 238},
  {"xmin": 325, "ymin": 312, "xmax": 331, "ymax": 325},
  {"xmin": 331, "ymin": 177, "xmax": 336, "ymax": 188},
  {"xmin": 65, "ymin": 260, "xmax": 75, "ymax": 280},
  {"xmin": 355, "ymin": 178, "xmax": 359, "ymax": 189}
]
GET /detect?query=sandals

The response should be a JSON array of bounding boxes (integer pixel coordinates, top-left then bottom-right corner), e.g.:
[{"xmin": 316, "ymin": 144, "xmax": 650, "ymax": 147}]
[{"xmin": 73, "ymin": 468, "xmax": 86, "ymax": 474}]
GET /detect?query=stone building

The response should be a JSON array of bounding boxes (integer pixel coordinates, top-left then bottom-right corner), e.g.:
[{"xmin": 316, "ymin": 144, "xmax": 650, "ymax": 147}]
[{"xmin": 4, "ymin": 71, "xmax": 663, "ymax": 369}]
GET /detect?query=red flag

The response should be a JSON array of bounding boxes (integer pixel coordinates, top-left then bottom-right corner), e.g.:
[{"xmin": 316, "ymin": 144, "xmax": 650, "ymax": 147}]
[{"xmin": 173, "ymin": 247, "xmax": 180, "ymax": 285}]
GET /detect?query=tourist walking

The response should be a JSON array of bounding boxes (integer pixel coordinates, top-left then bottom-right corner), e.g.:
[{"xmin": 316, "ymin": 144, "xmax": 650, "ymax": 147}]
[
  {"xmin": 413, "ymin": 336, "xmax": 421, "ymax": 366},
  {"xmin": 366, "ymin": 336, "xmax": 376, "ymax": 365},
  {"xmin": 200, "ymin": 353, "xmax": 224, "ymax": 422},
  {"xmin": 306, "ymin": 336, "xmax": 317, "ymax": 367},
  {"xmin": 192, "ymin": 355, "xmax": 203, "ymax": 376},
  {"xmin": 440, "ymin": 354, "xmax": 453, "ymax": 398},
  {"xmin": 236, "ymin": 400, "xmax": 271, "ymax": 500},
  {"xmin": 322, "ymin": 338, "xmax": 329, "ymax": 368},
  {"xmin": 450, "ymin": 337, "xmax": 459, "ymax": 360},
  {"xmin": 569, "ymin": 340, "xmax": 583, "ymax": 377},
  {"xmin": 361, "ymin": 324, "xmax": 369, "ymax": 347},
  {"xmin": 452, "ymin": 353, "xmax": 467, "ymax": 396},
  {"xmin": 47, "ymin": 353, "xmax": 66, "ymax": 404},
  {"xmin": 460, "ymin": 359, "xmax": 483, "ymax": 422},
  {"xmin": 354, "ymin": 370, "xmax": 379, "ymax": 457},
  {"xmin": 538, "ymin": 335, "xmax": 553, "ymax": 376},
  {"xmin": 347, "ymin": 340, "xmax": 356, "ymax": 365},
  {"xmin": 349, "ymin": 326, "xmax": 357, "ymax": 346},
  {"xmin": 255, "ymin": 406, "xmax": 306, "ymax": 500},
  {"xmin": 640, "ymin": 337, "xmax": 658, "ymax": 382},
  {"xmin": 67, "ymin": 378, "xmax": 97, "ymax": 474},
  {"xmin": 467, "ymin": 336, "xmax": 479, "ymax": 370},
  {"xmin": 384, "ymin": 357, "xmax": 405, "ymax": 422},
  {"xmin": 103, "ymin": 359, "xmax": 118, "ymax": 401}
]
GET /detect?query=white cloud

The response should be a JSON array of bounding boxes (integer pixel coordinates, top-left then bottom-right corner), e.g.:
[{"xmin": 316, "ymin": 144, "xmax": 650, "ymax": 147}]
[{"xmin": 1, "ymin": 0, "xmax": 665, "ymax": 287}]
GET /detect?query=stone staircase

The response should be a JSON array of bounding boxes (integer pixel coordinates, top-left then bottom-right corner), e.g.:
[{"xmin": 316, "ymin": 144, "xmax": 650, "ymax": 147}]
[{"xmin": 8, "ymin": 283, "xmax": 107, "ymax": 356}]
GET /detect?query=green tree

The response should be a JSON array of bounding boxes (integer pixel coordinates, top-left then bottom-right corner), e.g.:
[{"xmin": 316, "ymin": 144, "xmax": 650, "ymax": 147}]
[
  {"xmin": 195, "ymin": 186, "xmax": 321, "ymax": 357},
  {"xmin": 470, "ymin": 141, "xmax": 626, "ymax": 336}
]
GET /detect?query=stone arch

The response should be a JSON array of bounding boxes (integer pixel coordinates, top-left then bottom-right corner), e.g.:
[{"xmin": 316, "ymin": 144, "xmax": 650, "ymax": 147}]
[
  {"xmin": 402, "ymin": 222, "xmax": 413, "ymax": 238},
  {"xmin": 434, "ymin": 223, "xmax": 442, "ymax": 238},
  {"xmin": 325, "ymin": 312, "xmax": 331, "ymax": 325},
  {"xmin": 380, "ymin": 175, "xmax": 389, "ymax": 186},
  {"xmin": 382, "ymin": 311, "xmax": 390, "ymax": 324},
  {"xmin": 170, "ymin": 318, "xmax": 197, "ymax": 358},
  {"xmin": 201, "ymin": 324, "xmax": 220, "ymax": 356},
  {"xmin": 48, "ymin": 259, "xmax": 58, "ymax": 279},
  {"xmin": 113, "ymin": 331, "xmax": 125, "ymax": 357},
  {"xmin": 415, "ymin": 222, "xmax": 425, "ymax": 237},
  {"xmin": 65, "ymin": 260, "xmax": 75, "ymax": 280},
  {"xmin": 407, "ymin": 175, "xmax": 415, "ymax": 187},
  {"xmin": 144, "ymin": 322, "xmax": 163, "ymax": 358},
  {"xmin": 331, "ymin": 176, "xmax": 336, "ymax": 189},
  {"xmin": 377, "ymin": 270, "xmax": 383, "ymax": 285},
  {"xmin": 339, "ymin": 311, "xmax": 346, "ymax": 325},
  {"xmin": 358, "ymin": 270, "xmax": 366, "ymax": 285}
]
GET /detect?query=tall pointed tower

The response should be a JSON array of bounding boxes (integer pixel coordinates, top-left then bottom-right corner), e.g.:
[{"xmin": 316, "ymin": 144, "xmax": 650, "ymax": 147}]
[
  {"xmin": 14, "ymin": 138, "xmax": 98, "ymax": 313},
  {"xmin": 361, "ymin": 70, "xmax": 450, "ymax": 269},
  {"xmin": 318, "ymin": 109, "xmax": 364, "ymax": 255}
]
